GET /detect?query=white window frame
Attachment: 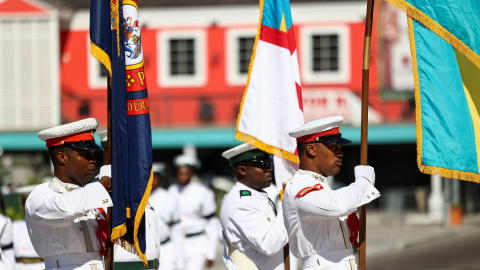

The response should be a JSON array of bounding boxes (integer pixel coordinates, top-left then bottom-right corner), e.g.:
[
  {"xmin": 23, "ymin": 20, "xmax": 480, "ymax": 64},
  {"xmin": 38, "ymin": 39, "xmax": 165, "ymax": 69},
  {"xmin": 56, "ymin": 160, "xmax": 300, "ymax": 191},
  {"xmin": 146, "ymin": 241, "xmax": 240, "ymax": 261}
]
[
  {"xmin": 300, "ymin": 25, "xmax": 350, "ymax": 84},
  {"xmin": 225, "ymin": 28, "xmax": 257, "ymax": 86},
  {"xmin": 87, "ymin": 35, "xmax": 108, "ymax": 90},
  {"xmin": 157, "ymin": 30, "xmax": 206, "ymax": 88}
]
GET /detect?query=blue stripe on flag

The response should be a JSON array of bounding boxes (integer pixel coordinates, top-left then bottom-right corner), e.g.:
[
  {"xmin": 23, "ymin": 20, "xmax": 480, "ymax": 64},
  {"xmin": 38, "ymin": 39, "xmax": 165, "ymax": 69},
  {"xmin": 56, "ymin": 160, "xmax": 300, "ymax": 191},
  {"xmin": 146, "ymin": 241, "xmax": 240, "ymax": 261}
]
[
  {"xmin": 262, "ymin": 0, "xmax": 292, "ymax": 30},
  {"xmin": 414, "ymin": 20, "xmax": 478, "ymax": 173}
]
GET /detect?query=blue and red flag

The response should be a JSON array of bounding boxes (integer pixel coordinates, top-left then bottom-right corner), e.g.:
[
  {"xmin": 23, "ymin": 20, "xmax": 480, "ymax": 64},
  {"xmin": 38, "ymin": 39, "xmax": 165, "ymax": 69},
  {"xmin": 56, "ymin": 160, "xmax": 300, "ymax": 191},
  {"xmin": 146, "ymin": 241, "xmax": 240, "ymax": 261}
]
[
  {"xmin": 90, "ymin": 0, "xmax": 152, "ymax": 263},
  {"xmin": 236, "ymin": 0, "xmax": 304, "ymax": 188}
]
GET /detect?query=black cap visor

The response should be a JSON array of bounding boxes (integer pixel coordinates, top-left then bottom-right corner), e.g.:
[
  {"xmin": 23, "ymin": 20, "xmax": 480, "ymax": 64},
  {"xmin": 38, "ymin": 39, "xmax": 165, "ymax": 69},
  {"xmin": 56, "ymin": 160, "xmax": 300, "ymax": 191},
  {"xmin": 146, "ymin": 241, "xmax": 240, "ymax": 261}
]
[
  {"xmin": 322, "ymin": 135, "xmax": 352, "ymax": 145},
  {"xmin": 68, "ymin": 140, "xmax": 104, "ymax": 151},
  {"xmin": 299, "ymin": 133, "xmax": 352, "ymax": 145}
]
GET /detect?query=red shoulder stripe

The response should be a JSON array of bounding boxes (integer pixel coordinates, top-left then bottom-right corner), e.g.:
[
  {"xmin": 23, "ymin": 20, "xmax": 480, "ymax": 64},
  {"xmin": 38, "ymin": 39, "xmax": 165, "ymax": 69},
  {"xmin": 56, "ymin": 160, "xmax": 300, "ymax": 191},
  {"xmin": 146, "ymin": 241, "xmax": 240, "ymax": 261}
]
[{"xmin": 295, "ymin": 183, "xmax": 323, "ymax": 197}]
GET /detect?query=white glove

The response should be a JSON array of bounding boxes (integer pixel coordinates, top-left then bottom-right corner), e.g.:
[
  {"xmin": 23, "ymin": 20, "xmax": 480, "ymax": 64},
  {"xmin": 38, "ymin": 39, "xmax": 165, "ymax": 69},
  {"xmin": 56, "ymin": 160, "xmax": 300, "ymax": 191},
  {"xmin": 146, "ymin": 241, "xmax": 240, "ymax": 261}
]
[
  {"xmin": 354, "ymin": 165, "xmax": 375, "ymax": 185},
  {"xmin": 96, "ymin": 164, "xmax": 111, "ymax": 180}
]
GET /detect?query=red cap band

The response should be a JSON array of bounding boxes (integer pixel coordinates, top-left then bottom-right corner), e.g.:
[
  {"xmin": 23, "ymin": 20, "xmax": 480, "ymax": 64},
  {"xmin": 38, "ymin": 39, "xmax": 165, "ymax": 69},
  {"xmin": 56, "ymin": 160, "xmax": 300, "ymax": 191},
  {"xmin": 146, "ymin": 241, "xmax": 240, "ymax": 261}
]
[
  {"xmin": 46, "ymin": 131, "xmax": 94, "ymax": 147},
  {"xmin": 296, "ymin": 127, "xmax": 340, "ymax": 144}
]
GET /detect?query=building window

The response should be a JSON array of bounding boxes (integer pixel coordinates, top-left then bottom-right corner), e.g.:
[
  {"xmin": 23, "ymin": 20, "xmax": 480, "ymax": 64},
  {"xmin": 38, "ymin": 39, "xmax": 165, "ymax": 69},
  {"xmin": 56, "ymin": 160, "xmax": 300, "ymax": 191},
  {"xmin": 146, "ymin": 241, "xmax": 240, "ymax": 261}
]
[
  {"xmin": 238, "ymin": 37, "xmax": 255, "ymax": 74},
  {"xmin": 99, "ymin": 62, "xmax": 109, "ymax": 77},
  {"xmin": 300, "ymin": 26, "xmax": 350, "ymax": 84},
  {"xmin": 226, "ymin": 28, "xmax": 257, "ymax": 86},
  {"xmin": 88, "ymin": 37, "xmax": 108, "ymax": 90},
  {"xmin": 169, "ymin": 39, "xmax": 195, "ymax": 75},
  {"xmin": 157, "ymin": 31, "xmax": 206, "ymax": 88},
  {"xmin": 312, "ymin": 34, "xmax": 339, "ymax": 72}
]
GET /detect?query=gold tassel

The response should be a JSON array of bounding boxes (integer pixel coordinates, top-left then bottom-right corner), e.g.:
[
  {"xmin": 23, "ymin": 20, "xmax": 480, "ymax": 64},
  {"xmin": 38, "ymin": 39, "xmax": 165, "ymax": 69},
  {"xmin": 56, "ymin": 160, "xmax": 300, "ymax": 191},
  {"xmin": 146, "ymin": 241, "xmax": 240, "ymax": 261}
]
[{"xmin": 132, "ymin": 170, "xmax": 154, "ymax": 266}]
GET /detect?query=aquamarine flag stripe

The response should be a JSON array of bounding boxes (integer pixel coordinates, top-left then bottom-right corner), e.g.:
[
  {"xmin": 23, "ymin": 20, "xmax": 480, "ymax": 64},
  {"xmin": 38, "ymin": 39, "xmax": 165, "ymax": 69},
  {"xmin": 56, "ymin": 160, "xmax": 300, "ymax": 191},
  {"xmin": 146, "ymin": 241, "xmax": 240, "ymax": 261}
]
[
  {"xmin": 262, "ymin": 0, "xmax": 292, "ymax": 30},
  {"xmin": 414, "ymin": 20, "xmax": 478, "ymax": 173},
  {"xmin": 405, "ymin": 0, "xmax": 480, "ymax": 57},
  {"xmin": 281, "ymin": 0, "xmax": 293, "ymax": 29}
]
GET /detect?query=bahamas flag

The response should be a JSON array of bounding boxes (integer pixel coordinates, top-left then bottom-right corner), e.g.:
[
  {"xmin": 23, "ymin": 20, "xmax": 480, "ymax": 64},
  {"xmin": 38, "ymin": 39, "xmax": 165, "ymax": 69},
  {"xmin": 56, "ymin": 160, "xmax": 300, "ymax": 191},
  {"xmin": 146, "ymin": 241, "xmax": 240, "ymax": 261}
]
[
  {"xmin": 386, "ymin": 0, "xmax": 480, "ymax": 182},
  {"xmin": 236, "ymin": 0, "xmax": 304, "ymax": 186},
  {"xmin": 90, "ymin": 0, "xmax": 153, "ymax": 264}
]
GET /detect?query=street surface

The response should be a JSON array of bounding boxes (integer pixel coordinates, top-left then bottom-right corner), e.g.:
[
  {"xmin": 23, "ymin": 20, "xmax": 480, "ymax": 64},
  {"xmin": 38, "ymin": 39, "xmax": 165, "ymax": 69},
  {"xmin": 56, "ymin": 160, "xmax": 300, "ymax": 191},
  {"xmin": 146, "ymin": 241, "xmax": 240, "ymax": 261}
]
[{"xmin": 367, "ymin": 228, "xmax": 480, "ymax": 270}]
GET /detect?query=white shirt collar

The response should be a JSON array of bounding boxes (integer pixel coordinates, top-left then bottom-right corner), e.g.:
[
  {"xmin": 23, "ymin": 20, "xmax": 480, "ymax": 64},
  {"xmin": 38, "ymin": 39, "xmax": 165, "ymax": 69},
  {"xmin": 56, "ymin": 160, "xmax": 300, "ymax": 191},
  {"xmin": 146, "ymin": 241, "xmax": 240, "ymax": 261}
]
[
  {"xmin": 235, "ymin": 181, "xmax": 269, "ymax": 199},
  {"xmin": 50, "ymin": 177, "xmax": 81, "ymax": 193},
  {"xmin": 298, "ymin": 169, "xmax": 329, "ymax": 185}
]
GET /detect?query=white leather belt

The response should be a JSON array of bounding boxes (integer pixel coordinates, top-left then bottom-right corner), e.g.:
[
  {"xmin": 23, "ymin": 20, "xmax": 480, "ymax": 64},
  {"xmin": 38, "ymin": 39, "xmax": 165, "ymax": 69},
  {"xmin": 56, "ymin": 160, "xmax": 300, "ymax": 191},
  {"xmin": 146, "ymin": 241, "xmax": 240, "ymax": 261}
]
[
  {"xmin": 44, "ymin": 252, "xmax": 102, "ymax": 269},
  {"xmin": 302, "ymin": 249, "xmax": 355, "ymax": 268}
]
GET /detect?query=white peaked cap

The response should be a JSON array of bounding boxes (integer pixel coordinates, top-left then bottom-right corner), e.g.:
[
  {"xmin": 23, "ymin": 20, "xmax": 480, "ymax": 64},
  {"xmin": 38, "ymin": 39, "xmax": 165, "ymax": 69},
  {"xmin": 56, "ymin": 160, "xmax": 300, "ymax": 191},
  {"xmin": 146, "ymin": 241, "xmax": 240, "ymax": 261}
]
[
  {"xmin": 221, "ymin": 143, "xmax": 257, "ymax": 160},
  {"xmin": 174, "ymin": 154, "xmax": 201, "ymax": 169},
  {"xmin": 289, "ymin": 116, "xmax": 344, "ymax": 138},
  {"xmin": 38, "ymin": 118, "xmax": 102, "ymax": 150},
  {"xmin": 152, "ymin": 162, "xmax": 166, "ymax": 174},
  {"xmin": 289, "ymin": 116, "xmax": 352, "ymax": 145},
  {"xmin": 38, "ymin": 118, "xmax": 99, "ymax": 142},
  {"xmin": 222, "ymin": 143, "xmax": 270, "ymax": 166}
]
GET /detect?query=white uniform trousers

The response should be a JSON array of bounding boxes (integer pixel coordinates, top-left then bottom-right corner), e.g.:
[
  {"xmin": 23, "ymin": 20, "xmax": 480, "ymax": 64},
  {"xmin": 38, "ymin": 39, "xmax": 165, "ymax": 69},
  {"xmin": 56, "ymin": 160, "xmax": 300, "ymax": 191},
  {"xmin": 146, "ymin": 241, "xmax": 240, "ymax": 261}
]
[
  {"xmin": 180, "ymin": 234, "xmax": 208, "ymax": 270},
  {"xmin": 159, "ymin": 241, "xmax": 175, "ymax": 270},
  {"xmin": 43, "ymin": 252, "xmax": 103, "ymax": 270}
]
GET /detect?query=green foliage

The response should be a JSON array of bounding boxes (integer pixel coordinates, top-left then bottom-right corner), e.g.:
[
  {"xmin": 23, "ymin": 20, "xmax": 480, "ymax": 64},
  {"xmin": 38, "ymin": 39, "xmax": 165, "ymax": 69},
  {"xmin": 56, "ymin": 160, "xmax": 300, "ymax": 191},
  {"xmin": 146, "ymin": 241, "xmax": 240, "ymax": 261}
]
[
  {"xmin": 5, "ymin": 205, "xmax": 24, "ymax": 221},
  {"xmin": 2, "ymin": 193, "xmax": 23, "ymax": 221}
]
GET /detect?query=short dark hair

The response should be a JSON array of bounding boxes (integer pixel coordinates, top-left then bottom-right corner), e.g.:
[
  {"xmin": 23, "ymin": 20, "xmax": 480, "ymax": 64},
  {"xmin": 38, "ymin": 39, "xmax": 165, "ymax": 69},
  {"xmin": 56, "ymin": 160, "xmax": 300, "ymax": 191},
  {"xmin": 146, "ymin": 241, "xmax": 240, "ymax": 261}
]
[
  {"xmin": 297, "ymin": 143, "xmax": 308, "ymax": 156},
  {"xmin": 48, "ymin": 146, "xmax": 72, "ymax": 166}
]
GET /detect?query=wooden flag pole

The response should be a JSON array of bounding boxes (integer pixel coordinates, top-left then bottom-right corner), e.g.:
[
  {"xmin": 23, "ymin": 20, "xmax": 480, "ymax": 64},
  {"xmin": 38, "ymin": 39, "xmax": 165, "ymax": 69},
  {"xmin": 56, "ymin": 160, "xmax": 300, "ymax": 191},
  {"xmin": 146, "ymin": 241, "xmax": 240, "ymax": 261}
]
[
  {"xmin": 106, "ymin": 76, "xmax": 114, "ymax": 270},
  {"xmin": 284, "ymin": 244, "xmax": 290, "ymax": 270},
  {"xmin": 359, "ymin": 0, "xmax": 375, "ymax": 269}
]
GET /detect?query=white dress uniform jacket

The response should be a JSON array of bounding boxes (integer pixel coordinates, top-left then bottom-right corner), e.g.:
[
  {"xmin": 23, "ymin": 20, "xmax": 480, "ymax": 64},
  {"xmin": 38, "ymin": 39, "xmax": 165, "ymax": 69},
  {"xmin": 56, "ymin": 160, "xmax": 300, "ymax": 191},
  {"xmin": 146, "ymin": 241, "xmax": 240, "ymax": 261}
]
[
  {"xmin": 0, "ymin": 214, "xmax": 14, "ymax": 270},
  {"xmin": 12, "ymin": 219, "xmax": 44, "ymax": 270},
  {"xmin": 220, "ymin": 182, "xmax": 288, "ymax": 270},
  {"xmin": 168, "ymin": 181, "xmax": 217, "ymax": 270},
  {"xmin": 149, "ymin": 188, "xmax": 177, "ymax": 270},
  {"xmin": 25, "ymin": 178, "xmax": 113, "ymax": 270},
  {"xmin": 114, "ymin": 201, "xmax": 160, "ymax": 269},
  {"xmin": 283, "ymin": 167, "xmax": 379, "ymax": 270}
]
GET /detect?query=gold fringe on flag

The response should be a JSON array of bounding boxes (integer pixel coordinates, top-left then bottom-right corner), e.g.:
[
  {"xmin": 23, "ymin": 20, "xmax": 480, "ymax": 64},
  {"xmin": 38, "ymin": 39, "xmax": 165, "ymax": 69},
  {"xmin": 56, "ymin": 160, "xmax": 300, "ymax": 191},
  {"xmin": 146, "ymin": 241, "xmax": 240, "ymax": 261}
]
[
  {"xmin": 407, "ymin": 17, "xmax": 480, "ymax": 183},
  {"xmin": 235, "ymin": 0, "xmax": 299, "ymax": 164},
  {"xmin": 111, "ymin": 170, "xmax": 154, "ymax": 266},
  {"xmin": 235, "ymin": 131, "xmax": 299, "ymax": 164},
  {"xmin": 386, "ymin": 0, "xmax": 480, "ymax": 70}
]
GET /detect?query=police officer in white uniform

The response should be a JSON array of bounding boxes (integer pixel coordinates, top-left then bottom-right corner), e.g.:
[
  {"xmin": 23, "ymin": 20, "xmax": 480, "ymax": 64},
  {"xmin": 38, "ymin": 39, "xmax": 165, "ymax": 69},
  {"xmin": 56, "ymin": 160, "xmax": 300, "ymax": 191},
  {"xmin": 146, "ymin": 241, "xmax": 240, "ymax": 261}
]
[
  {"xmin": 94, "ymin": 130, "xmax": 161, "ymax": 270},
  {"xmin": 25, "ymin": 118, "xmax": 113, "ymax": 270},
  {"xmin": 149, "ymin": 163, "xmax": 179, "ymax": 270},
  {"xmin": 0, "ymin": 213, "xmax": 14, "ymax": 270},
  {"xmin": 168, "ymin": 155, "xmax": 217, "ymax": 270},
  {"xmin": 13, "ymin": 185, "xmax": 44, "ymax": 270},
  {"xmin": 220, "ymin": 144, "xmax": 288, "ymax": 270},
  {"xmin": 282, "ymin": 116, "xmax": 380, "ymax": 270}
]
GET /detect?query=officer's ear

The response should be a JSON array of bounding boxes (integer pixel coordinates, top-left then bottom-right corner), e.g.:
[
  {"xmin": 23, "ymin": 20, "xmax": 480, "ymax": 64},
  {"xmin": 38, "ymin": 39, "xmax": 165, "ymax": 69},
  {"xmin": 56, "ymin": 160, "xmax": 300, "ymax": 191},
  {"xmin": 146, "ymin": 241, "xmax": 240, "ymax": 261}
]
[
  {"xmin": 305, "ymin": 143, "xmax": 316, "ymax": 158},
  {"xmin": 57, "ymin": 151, "xmax": 68, "ymax": 166},
  {"xmin": 236, "ymin": 165, "xmax": 247, "ymax": 180},
  {"xmin": 56, "ymin": 148, "xmax": 71, "ymax": 166}
]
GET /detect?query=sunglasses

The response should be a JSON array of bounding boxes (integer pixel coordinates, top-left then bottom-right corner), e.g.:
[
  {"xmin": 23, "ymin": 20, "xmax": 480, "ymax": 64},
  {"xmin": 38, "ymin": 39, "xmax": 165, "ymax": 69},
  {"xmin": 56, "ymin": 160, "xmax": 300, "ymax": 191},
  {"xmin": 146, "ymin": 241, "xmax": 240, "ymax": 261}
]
[{"xmin": 241, "ymin": 160, "xmax": 274, "ymax": 171}]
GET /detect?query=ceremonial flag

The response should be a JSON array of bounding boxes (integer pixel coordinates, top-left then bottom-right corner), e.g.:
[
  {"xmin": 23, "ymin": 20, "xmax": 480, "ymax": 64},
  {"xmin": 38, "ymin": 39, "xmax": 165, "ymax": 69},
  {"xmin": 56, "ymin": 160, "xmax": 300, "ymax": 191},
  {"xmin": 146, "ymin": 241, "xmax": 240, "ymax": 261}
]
[
  {"xmin": 235, "ymin": 0, "xmax": 304, "ymax": 187},
  {"xmin": 385, "ymin": 0, "xmax": 480, "ymax": 182},
  {"xmin": 90, "ymin": 0, "xmax": 153, "ymax": 263}
]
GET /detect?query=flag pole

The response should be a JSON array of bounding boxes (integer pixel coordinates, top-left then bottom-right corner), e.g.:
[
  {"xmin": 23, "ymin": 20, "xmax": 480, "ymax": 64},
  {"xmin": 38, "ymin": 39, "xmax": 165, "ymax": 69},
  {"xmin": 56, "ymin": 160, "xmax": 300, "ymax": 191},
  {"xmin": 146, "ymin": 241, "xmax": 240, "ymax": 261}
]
[
  {"xmin": 284, "ymin": 244, "xmax": 290, "ymax": 270},
  {"xmin": 105, "ymin": 75, "xmax": 114, "ymax": 270},
  {"xmin": 359, "ymin": 0, "xmax": 375, "ymax": 269}
]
